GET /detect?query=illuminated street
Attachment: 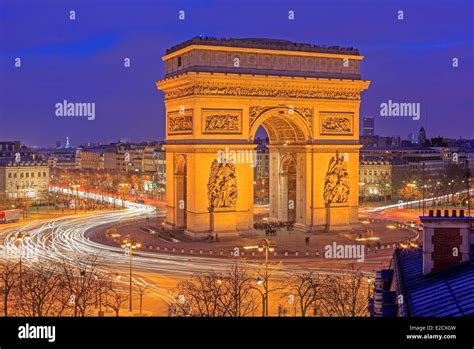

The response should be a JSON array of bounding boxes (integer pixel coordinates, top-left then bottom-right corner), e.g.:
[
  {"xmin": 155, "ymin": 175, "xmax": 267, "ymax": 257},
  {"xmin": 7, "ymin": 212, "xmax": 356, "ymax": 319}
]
[{"xmin": 0, "ymin": 187, "xmax": 420, "ymax": 316}]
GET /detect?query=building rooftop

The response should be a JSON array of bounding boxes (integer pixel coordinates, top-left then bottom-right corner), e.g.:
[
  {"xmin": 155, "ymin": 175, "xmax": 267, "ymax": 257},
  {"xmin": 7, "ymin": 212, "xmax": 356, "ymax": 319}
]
[
  {"xmin": 0, "ymin": 158, "xmax": 47, "ymax": 166},
  {"xmin": 361, "ymin": 146, "xmax": 437, "ymax": 152},
  {"xmin": 166, "ymin": 36, "xmax": 360, "ymax": 56},
  {"xmin": 81, "ymin": 145, "xmax": 116, "ymax": 153},
  {"xmin": 394, "ymin": 248, "xmax": 474, "ymax": 316}
]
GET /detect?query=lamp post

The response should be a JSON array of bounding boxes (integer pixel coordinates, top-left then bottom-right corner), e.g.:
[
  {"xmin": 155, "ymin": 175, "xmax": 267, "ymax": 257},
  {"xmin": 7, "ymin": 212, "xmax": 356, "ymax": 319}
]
[
  {"xmin": 244, "ymin": 238, "xmax": 275, "ymax": 316},
  {"xmin": 119, "ymin": 183, "xmax": 128, "ymax": 207},
  {"xmin": 70, "ymin": 184, "xmax": 80, "ymax": 214},
  {"xmin": 121, "ymin": 238, "xmax": 141, "ymax": 312},
  {"xmin": 12, "ymin": 231, "xmax": 31, "ymax": 298},
  {"xmin": 367, "ymin": 276, "xmax": 373, "ymax": 316},
  {"xmin": 466, "ymin": 159, "xmax": 471, "ymax": 216}
]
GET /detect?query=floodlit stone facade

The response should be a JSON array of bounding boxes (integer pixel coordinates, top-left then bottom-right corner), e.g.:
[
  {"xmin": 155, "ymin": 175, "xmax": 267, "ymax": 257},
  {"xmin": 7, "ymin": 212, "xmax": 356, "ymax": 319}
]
[{"xmin": 157, "ymin": 37, "xmax": 370, "ymax": 238}]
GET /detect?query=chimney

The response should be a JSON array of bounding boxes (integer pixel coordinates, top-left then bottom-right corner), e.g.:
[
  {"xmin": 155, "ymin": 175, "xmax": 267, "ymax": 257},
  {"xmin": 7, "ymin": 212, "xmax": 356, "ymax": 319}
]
[{"xmin": 420, "ymin": 210, "xmax": 471, "ymax": 275}]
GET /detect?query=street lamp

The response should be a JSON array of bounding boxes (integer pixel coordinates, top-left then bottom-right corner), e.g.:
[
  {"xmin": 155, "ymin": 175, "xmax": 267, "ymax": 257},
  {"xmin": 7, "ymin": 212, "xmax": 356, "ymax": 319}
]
[
  {"xmin": 119, "ymin": 183, "xmax": 129, "ymax": 207},
  {"xmin": 244, "ymin": 239, "xmax": 275, "ymax": 316},
  {"xmin": 367, "ymin": 276, "xmax": 373, "ymax": 315},
  {"xmin": 11, "ymin": 231, "xmax": 31, "ymax": 298},
  {"xmin": 121, "ymin": 238, "xmax": 142, "ymax": 312},
  {"xmin": 70, "ymin": 184, "xmax": 80, "ymax": 214}
]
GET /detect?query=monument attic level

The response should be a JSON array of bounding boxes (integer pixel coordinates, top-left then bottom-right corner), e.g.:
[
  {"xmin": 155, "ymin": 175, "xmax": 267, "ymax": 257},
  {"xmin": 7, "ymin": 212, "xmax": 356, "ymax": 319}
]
[{"xmin": 156, "ymin": 37, "xmax": 370, "ymax": 239}]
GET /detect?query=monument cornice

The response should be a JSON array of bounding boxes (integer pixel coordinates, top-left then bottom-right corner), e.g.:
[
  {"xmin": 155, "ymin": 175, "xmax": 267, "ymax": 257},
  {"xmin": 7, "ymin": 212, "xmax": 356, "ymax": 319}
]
[
  {"xmin": 157, "ymin": 72, "xmax": 370, "ymax": 101},
  {"xmin": 162, "ymin": 44, "xmax": 364, "ymax": 61}
]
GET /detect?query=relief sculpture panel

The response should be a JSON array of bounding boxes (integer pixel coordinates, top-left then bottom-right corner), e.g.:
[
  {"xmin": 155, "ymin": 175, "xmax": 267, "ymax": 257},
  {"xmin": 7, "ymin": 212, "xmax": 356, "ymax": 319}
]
[
  {"xmin": 319, "ymin": 112, "xmax": 354, "ymax": 135},
  {"xmin": 168, "ymin": 110, "xmax": 193, "ymax": 135},
  {"xmin": 202, "ymin": 109, "xmax": 242, "ymax": 134},
  {"xmin": 208, "ymin": 159, "xmax": 238, "ymax": 209},
  {"xmin": 323, "ymin": 153, "xmax": 350, "ymax": 204}
]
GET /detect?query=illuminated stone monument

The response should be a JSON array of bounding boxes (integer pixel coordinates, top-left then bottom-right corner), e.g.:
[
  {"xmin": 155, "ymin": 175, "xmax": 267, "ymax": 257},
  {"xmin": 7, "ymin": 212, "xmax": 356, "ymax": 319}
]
[{"xmin": 157, "ymin": 37, "xmax": 370, "ymax": 238}]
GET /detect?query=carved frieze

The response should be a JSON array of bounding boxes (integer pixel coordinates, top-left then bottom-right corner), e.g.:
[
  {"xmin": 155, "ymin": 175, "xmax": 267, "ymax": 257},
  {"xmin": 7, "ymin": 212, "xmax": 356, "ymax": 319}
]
[
  {"xmin": 323, "ymin": 153, "xmax": 350, "ymax": 204},
  {"xmin": 165, "ymin": 84, "xmax": 360, "ymax": 101},
  {"xmin": 208, "ymin": 159, "xmax": 238, "ymax": 209},
  {"xmin": 319, "ymin": 112, "xmax": 354, "ymax": 135},
  {"xmin": 202, "ymin": 109, "xmax": 242, "ymax": 134},
  {"xmin": 167, "ymin": 110, "xmax": 193, "ymax": 135}
]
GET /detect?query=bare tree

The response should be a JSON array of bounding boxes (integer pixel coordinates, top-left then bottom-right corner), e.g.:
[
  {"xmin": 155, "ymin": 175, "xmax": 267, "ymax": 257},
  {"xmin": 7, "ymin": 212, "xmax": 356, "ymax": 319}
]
[
  {"xmin": 217, "ymin": 264, "xmax": 257, "ymax": 316},
  {"xmin": 171, "ymin": 264, "xmax": 258, "ymax": 317},
  {"xmin": 252, "ymin": 265, "xmax": 284, "ymax": 317},
  {"xmin": 0, "ymin": 260, "xmax": 18, "ymax": 316},
  {"xmin": 135, "ymin": 283, "xmax": 150, "ymax": 316},
  {"xmin": 14, "ymin": 263, "xmax": 69, "ymax": 317},
  {"xmin": 322, "ymin": 264, "xmax": 369, "ymax": 317},
  {"xmin": 59, "ymin": 256, "xmax": 101, "ymax": 317},
  {"xmin": 173, "ymin": 272, "xmax": 226, "ymax": 317},
  {"xmin": 105, "ymin": 283, "xmax": 129, "ymax": 317},
  {"xmin": 285, "ymin": 271, "xmax": 325, "ymax": 317}
]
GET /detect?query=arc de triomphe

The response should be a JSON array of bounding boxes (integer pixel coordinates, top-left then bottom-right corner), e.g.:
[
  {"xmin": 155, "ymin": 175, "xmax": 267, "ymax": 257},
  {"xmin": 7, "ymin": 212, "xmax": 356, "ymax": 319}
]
[{"xmin": 157, "ymin": 37, "xmax": 370, "ymax": 239}]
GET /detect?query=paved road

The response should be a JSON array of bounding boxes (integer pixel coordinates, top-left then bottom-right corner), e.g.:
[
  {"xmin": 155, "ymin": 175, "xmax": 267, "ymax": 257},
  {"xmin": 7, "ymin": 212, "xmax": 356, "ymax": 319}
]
[
  {"xmin": 1, "ymin": 204, "xmax": 382, "ymax": 307},
  {"xmin": 0, "ymin": 187, "xmax": 441, "ymax": 313}
]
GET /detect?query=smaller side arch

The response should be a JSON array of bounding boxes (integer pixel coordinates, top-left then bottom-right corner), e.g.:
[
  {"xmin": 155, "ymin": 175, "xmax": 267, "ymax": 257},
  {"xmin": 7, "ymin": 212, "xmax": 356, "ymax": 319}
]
[{"xmin": 174, "ymin": 154, "xmax": 187, "ymax": 175}]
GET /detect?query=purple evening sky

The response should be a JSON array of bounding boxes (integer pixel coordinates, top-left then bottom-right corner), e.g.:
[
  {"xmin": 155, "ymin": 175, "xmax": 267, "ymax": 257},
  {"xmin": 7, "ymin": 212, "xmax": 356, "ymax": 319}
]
[{"xmin": 0, "ymin": 0, "xmax": 473, "ymax": 147}]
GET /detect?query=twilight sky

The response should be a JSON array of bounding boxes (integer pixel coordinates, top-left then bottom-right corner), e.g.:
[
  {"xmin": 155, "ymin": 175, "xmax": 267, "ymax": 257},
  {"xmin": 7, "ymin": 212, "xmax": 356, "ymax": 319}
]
[{"xmin": 0, "ymin": 0, "xmax": 473, "ymax": 147}]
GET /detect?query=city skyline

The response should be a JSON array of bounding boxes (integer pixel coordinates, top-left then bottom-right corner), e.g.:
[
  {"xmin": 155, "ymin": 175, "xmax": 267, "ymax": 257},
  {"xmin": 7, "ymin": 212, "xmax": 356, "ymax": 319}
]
[{"xmin": 1, "ymin": 0, "xmax": 473, "ymax": 147}]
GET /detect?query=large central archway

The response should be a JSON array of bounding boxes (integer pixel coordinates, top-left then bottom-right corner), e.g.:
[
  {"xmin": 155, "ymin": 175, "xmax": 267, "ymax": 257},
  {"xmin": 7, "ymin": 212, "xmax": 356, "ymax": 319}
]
[
  {"xmin": 249, "ymin": 108, "xmax": 311, "ymax": 229},
  {"xmin": 157, "ymin": 37, "xmax": 370, "ymax": 238}
]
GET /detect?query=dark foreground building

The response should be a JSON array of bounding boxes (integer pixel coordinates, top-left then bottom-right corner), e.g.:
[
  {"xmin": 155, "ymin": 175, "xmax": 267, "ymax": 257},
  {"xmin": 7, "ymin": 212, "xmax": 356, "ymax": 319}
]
[{"xmin": 373, "ymin": 209, "xmax": 474, "ymax": 316}]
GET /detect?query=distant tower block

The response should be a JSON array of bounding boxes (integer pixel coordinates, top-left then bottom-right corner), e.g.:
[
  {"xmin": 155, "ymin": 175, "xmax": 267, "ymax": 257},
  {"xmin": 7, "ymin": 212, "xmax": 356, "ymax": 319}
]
[
  {"xmin": 156, "ymin": 37, "xmax": 370, "ymax": 238},
  {"xmin": 418, "ymin": 127, "xmax": 426, "ymax": 145},
  {"xmin": 362, "ymin": 116, "xmax": 375, "ymax": 136}
]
